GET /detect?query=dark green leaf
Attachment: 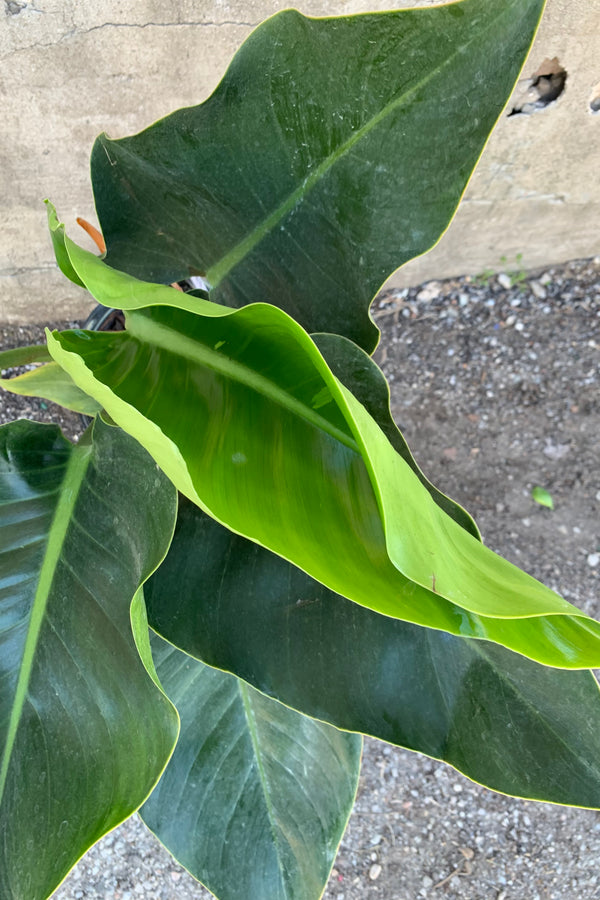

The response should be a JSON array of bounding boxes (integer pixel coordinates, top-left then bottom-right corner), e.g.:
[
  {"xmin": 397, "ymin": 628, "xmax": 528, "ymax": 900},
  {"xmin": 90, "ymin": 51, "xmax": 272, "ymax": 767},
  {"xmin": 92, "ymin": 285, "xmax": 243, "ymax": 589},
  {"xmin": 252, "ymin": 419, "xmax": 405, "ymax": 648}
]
[
  {"xmin": 91, "ymin": 0, "xmax": 545, "ymax": 351},
  {"xmin": 141, "ymin": 636, "xmax": 361, "ymax": 900},
  {"xmin": 146, "ymin": 498, "xmax": 600, "ymax": 810},
  {"xmin": 0, "ymin": 420, "xmax": 179, "ymax": 900}
]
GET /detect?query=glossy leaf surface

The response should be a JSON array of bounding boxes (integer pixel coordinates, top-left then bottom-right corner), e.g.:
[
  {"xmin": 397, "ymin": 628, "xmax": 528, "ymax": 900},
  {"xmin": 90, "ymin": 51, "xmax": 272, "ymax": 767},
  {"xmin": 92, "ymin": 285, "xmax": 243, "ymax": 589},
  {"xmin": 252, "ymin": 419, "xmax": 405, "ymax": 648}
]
[
  {"xmin": 142, "ymin": 637, "xmax": 361, "ymax": 900},
  {"xmin": 146, "ymin": 497, "xmax": 600, "ymax": 809},
  {"xmin": 46, "ymin": 234, "xmax": 600, "ymax": 668},
  {"xmin": 91, "ymin": 0, "xmax": 545, "ymax": 352},
  {"xmin": 0, "ymin": 344, "xmax": 101, "ymax": 415},
  {"xmin": 0, "ymin": 420, "xmax": 178, "ymax": 899}
]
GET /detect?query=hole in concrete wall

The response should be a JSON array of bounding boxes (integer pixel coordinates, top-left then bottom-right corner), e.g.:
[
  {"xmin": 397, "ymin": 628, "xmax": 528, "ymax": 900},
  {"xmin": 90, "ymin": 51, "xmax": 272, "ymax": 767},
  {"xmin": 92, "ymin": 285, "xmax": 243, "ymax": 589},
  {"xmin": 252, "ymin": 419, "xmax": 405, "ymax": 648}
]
[
  {"xmin": 4, "ymin": 0, "xmax": 27, "ymax": 14},
  {"xmin": 590, "ymin": 82, "xmax": 600, "ymax": 114},
  {"xmin": 508, "ymin": 57, "xmax": 567, "ymax": 116}
]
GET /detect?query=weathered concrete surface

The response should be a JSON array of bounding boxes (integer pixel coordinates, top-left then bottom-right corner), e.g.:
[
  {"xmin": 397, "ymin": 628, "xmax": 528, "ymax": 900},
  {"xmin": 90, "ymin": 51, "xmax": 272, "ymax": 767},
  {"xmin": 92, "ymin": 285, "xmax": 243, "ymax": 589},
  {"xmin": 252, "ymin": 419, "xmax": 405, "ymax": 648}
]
[{"xmin": 0, "ymin": 0, "xmax": 598, "ymax": 323}]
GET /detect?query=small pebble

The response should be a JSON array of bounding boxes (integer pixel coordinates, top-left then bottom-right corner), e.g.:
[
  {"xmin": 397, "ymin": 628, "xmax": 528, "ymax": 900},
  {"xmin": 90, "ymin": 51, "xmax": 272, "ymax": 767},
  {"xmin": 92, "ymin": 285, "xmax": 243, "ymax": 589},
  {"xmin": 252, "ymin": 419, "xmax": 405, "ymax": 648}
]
[
  {"xmin": 497, "ymin": 273, "xmax": 512, "ymax": 289},
  {"xmin": 417, "ymin": 282, "xmax": 442, "ymax": 302},
  {"xmin": 588, "ymin": 553, "xmax": 599, "ymax": 568},
  {"xmin": 369, "ymin": 863, "xmax": 382, "ymax": 881}
]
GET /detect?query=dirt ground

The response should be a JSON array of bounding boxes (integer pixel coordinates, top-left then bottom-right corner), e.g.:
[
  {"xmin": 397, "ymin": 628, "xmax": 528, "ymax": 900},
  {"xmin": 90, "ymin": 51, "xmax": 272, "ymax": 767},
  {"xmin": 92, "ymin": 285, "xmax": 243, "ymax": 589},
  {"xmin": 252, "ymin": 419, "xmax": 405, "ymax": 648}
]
[{"xmin": 1, "ymin": 256, "xmax": 599, "ymax": 899}]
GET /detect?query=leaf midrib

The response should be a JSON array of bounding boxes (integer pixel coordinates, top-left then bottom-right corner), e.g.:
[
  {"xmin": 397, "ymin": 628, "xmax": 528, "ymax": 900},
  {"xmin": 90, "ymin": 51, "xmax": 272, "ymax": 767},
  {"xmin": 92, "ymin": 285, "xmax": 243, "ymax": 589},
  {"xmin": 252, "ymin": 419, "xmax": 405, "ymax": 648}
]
[
  {"xmin": 238, "ymin": 682, "xmax": 289, "ymax": 899},
  {"xmin": 205, "ymin": 0, "xmax": 515, "ymax": 288},
  {"xmin": 126, "ymin": 312, "xmax": 359, "ymax": 452},
  {"xmin": 0, "ymin": 442, "xmax": 92, "ymax": 802}
]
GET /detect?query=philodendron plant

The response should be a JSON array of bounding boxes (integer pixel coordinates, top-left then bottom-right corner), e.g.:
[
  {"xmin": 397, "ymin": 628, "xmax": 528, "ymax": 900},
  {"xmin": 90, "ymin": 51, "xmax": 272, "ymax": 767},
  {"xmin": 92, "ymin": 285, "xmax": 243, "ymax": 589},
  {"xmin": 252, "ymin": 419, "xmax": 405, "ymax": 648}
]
[{"xmin": 2, "ymin": 1, "xmax": 600, "ymax": 898}]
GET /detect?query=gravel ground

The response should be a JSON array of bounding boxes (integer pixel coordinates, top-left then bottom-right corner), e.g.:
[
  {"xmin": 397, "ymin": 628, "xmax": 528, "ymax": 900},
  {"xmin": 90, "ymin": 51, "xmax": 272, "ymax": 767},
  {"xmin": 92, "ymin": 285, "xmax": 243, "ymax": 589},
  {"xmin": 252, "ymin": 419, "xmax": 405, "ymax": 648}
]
[{"xmin": 1, "ymin": 256, "xmax": 599, "ymax": 900}]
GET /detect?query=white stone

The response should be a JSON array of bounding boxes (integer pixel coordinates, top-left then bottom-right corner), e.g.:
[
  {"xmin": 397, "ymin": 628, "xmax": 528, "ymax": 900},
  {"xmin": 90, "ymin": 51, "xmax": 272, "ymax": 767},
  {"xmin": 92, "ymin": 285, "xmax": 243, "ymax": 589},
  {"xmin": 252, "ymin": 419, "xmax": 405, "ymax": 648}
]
[
  {"xmin": 369, "ymin": 864, "xmax": 382, "ymax": 881},
  {"xmin": 416, "ymin": 281, "xmax": 442, "ymax": 302}
]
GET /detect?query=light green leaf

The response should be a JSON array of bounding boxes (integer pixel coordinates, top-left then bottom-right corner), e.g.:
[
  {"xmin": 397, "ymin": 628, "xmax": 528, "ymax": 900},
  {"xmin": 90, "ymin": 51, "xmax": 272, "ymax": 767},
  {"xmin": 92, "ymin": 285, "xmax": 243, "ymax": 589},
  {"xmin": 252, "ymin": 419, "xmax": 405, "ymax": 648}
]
[
  {"xmin": 141, "ymin": 637, "xmax": 361, "ymax": 900},
  {"xmin": 90, "ymin": 0, "xmax": 545, "ymax": 352},
  {"xmin": 532, "ymin": 485, "xmax": 554, "ymax": 509},
  {"xmin": 44, "ymin": 236, "xmax": 600, "ymax": 668},
  {"xmin": 0, "ymin": 419, "xmax": 179, "ymax": 900},
  {"xmin": 0, "ymin": 344, "xmax": 101, "ymax": 415},
  {"xmin": 45, "ymin": 199, "xmax": 86, "ymax": 287},
  {"xmin": 146, "ymin": 496, "xmax": 600, "ymax": 809}
]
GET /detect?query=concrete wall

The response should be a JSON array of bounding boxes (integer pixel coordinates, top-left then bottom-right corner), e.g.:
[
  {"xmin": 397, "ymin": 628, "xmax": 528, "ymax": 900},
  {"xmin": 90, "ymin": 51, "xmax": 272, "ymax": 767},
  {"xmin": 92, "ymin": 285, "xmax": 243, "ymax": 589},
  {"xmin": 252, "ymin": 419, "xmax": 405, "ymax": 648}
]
[{"xmin": 1, "ymin": 0, "xmax": 598, "ymax": 323}]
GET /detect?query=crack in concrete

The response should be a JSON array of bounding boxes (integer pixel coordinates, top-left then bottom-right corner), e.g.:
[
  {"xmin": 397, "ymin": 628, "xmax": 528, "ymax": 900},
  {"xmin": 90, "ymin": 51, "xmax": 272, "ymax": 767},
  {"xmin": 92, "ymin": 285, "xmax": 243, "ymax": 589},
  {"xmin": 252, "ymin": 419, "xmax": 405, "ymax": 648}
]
[
  {"xmin": 3, "ymin": 18, "xmax": 257, "ymax": 58},
  {"xmin": 0, "ymin": 264, "xmax": 61, "ymax": 277}
]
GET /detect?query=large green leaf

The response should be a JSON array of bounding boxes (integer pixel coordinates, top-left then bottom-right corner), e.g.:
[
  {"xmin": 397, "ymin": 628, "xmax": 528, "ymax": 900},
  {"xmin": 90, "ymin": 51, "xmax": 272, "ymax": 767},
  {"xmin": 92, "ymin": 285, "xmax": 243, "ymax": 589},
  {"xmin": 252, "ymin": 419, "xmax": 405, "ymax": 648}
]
[
  {"xmin": 0, "ymin": 344, "xmax": 101, "ymax": 416},
  {"xmin": 0, "ymin": 419, "xmax": 179, "ymax": 900},
  {"xmin": 47, "ymin": 211, "xmax": 479, "ymax": 535},
  {"xmin": 141, "ymin": 636, "xmax": 361, "ymax": 900},
  {"xmin": 146, "ymin": 497, "xmax": 600, "ymax": 810},
  {"xmin": 90, "ymin": 0, "xmax": 545, "ymax": 352},
  {"xmin": 45, "ymin": 232, "xmax": 600, "ymax": 668}
]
